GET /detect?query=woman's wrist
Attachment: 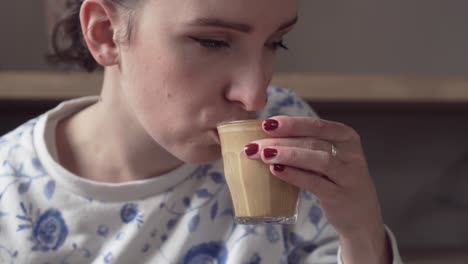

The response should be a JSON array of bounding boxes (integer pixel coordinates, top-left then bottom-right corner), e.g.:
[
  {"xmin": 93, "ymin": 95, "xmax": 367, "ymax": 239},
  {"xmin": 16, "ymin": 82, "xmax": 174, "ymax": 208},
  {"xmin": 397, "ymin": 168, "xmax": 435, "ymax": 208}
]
[{"xmin": 339, "ymin": 224, "xmax": 392, "ymax": 264}]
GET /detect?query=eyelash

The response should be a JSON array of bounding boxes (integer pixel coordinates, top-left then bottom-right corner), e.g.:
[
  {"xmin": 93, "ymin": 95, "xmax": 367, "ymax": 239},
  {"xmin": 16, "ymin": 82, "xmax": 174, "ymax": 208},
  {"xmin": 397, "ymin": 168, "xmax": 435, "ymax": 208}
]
[
  {"xmin": 190, "ymin": 37, "xmax": 289, "ymax": 51},
  {"xmin": 268, "ymin": 41, "xmax": 289, "ymax": 51},
  {"xmin": 190, "ymin": 37, "xmax": 230, "ymax": 49}
]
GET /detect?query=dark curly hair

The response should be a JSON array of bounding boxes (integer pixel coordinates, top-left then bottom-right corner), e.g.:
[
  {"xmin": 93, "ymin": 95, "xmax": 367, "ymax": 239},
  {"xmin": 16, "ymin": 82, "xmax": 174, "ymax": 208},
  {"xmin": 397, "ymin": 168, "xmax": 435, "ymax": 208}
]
[{"xmin": 48, "ymin": 0, "xmax": 139, "ymax": 72}]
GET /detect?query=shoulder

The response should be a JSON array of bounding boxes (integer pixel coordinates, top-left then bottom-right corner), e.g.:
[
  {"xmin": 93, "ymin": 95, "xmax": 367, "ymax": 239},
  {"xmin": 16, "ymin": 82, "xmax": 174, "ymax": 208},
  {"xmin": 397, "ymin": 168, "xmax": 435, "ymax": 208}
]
[
  {"xmin": 0, "ymin": 118, "xmax": 40, "ymax": 150},
  {"xmin": 259, "ymin": 86, "xmax": 317, "ymax": 119},
  {"xmin": 0, "ymin": 117, "xmax": 42, "ymax": 175}
]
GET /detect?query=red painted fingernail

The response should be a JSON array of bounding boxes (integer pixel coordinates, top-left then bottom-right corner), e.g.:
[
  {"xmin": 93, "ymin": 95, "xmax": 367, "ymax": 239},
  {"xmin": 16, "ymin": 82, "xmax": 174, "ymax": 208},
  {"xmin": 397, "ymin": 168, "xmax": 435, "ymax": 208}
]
[
  {"xmin": 273, "ymin": 164, "xmax": 285, "ymax": 172},
  {"xmin": 263, "ymin": 119, "xmax": 278, "ymax": 131},
  {"xmin": 244, "ymin": 143, "xmax": 259, "ymax": 156},
  {"xmin": 263, "ymin": 148, "xmax": 278, "ymax": 159}
]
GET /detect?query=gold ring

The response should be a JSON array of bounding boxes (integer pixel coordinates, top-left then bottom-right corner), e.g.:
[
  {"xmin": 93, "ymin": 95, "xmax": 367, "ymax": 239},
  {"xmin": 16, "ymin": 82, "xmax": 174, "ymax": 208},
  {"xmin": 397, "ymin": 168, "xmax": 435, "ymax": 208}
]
[{"xmin": 331, "ymin": 143, "xmax": 338, "ymax": 157}]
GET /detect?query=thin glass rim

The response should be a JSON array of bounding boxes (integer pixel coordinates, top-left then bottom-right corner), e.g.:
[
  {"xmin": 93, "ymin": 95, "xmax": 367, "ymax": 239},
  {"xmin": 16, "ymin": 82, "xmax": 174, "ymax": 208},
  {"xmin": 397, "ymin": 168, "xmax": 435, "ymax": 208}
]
[{"xmin": 216, "ymin": 119, "xmax": 261, "ymax": 128}]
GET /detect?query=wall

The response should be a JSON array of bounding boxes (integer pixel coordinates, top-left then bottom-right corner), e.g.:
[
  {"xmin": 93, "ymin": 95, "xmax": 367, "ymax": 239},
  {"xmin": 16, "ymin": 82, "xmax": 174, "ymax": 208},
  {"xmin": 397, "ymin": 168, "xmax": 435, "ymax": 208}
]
[
  {"xmin": 1, "ymin": 1, "xmax": 468, "ymax": 74},
  {"xmin": 280, "ymin": 0, "xmax": 468, "ymax": 75},
  {"xmin": 0, "ymin": 1, "xmax": 49, "ymax": 70}
]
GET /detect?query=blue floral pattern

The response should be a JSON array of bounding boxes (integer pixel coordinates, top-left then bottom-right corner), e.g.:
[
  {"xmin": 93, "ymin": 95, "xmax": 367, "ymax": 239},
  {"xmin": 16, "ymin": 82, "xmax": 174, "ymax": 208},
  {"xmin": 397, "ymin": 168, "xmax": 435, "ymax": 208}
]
[
  {"xmin": 308, "ymin": 204, "xmax": 323, "ymax": 226},
  {"xmin": 32, "ymin": 208, "xmax": 68, "ymax": 251},
  {"xmin": 60, "ymin": 243, "xmax": 93, "ymax": 263},
  {"xmin": 16, "ymin": 203, "xmax": 68, "ymax": 252},
  {"xmin": 103, "ymin": 252, "xmax": 113, "ymax": 263},
  {"xmin": 287, "ymin": 241, "xmax": 317, "ymax": 264},
  {"xmin": 0, "ymin": 153, "xmax": 48, "ymax": 201},
  {"xmin": 97, "ymin": 225, "xmax": 110, "ymax": 237},
  {"xmin": 120, "ymin": 203, "xmax": 144, "ymax": 226},
  {"xmin": 0, "ymin": 119, "xmax": 51, "ymax": 202},
  {"xmin": 246, "ymin": 253, "xmax": 261, "ymax": 264},
  {"xmin": 265, "ymin": 225, "xmax": 280, "ymax": 243},
  {"xmin": 121, "ymin": 203, "xmax": 138, "ymax": 223},
  {"xmin": 181, "ymin": 241, "xmax": 227, "ymax": 264}
]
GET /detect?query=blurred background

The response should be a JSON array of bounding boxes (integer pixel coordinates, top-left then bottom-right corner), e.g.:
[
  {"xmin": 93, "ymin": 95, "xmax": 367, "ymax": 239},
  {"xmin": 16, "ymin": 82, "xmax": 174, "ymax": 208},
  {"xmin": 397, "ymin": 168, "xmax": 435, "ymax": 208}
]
[
  {"xmin": 1, "ymin": 0, "xmax": 468, "ymax": 263},
  {"xmin": 2, "ymin": 0, "xmax": 468, "ymax": 74}
]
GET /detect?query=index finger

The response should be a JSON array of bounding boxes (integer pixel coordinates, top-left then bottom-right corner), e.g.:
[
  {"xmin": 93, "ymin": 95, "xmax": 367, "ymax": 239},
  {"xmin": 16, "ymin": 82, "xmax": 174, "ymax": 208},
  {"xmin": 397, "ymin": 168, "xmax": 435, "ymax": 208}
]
[{"xmin": 262, "ymin": 116, "xmax": 355, "ymax": 142}]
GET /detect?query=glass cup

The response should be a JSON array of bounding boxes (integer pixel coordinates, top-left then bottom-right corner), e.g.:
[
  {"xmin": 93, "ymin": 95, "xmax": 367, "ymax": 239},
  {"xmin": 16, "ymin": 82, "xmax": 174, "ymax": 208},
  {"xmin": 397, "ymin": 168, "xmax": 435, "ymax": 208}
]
[{"xmin": 217, "ymin": 120, "xmax": 299, "ymax": 224}]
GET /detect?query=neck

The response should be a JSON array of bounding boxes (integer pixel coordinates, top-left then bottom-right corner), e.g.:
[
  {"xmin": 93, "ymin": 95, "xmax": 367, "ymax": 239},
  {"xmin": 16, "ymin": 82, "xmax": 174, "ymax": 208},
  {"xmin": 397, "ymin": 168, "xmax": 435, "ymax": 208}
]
[{"xmin": 56, "ymin": 68, "xmax": 183, "ymax": 183}]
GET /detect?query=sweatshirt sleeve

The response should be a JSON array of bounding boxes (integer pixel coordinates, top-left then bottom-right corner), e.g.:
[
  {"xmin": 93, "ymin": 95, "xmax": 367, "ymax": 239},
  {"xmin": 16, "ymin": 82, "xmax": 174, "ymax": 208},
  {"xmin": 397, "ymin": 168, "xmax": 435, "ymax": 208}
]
[{"xmin": 337, "ymin": 226, "xmax": 404, "ymax": 264}]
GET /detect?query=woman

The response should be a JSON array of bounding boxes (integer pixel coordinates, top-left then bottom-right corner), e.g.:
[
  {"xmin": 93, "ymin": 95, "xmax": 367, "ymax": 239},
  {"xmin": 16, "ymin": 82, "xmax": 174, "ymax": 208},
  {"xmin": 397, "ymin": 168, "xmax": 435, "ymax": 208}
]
[{"xmin": 0, "ymin": 0, "xmax": 403, "ymax": 263}]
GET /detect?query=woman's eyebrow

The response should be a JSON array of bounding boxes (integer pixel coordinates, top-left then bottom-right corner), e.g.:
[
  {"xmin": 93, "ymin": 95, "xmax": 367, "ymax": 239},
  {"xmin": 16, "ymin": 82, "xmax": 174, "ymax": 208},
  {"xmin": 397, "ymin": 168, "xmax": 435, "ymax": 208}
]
[
  {"xmin": 185, "ymin": 15, "xmax": 298, "ymax": 34},
  {"xmin": 276, "ymin": 16, "xmax": 298, "ymax": 32},
  {"xmin": 187, "ymin": 18, "xmax": 253, "ymax": 33}
]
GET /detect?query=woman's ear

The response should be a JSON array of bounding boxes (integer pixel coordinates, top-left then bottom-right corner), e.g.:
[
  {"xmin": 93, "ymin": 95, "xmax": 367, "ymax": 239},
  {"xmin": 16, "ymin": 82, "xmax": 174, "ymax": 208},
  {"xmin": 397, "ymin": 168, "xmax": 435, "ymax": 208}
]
[{"xmin": 80, "ymin": 0, "xmax": 120, "ymax": 66}]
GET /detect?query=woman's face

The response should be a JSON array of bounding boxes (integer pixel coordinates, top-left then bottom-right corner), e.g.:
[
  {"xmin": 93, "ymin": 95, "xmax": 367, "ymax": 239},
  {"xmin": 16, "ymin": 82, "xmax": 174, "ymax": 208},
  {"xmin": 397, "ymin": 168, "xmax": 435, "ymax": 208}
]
[{"xmin": 117, "ymin": 0, "xmax": 298, "ymax": 163}]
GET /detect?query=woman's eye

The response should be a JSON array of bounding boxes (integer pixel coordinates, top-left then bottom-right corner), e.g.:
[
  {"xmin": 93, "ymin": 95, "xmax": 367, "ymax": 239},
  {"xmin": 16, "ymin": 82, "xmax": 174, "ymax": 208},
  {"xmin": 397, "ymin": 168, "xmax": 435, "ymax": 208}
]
[
  {"xmin": 266, "ymin": 40, "xmax": 289, "ymax": 51},
  {"xmin": 190, "ymin": 37, "xmax": 230, "ymax": 49}
]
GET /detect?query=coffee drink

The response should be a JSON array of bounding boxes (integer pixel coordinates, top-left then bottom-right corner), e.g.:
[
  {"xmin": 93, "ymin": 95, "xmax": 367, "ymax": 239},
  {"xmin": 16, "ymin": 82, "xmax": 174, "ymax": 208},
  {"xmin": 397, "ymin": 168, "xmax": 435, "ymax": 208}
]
[{"xmin": 217, "ymin": 120, "xmax": 299, "ymax": 224}]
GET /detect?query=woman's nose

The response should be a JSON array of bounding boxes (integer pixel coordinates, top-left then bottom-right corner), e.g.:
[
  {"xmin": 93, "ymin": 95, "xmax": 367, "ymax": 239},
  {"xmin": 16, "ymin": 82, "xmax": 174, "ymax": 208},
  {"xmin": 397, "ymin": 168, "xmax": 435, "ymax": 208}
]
[{"xmin": 225, "ymin": 61, "xmax": 271, "ymax": 112}]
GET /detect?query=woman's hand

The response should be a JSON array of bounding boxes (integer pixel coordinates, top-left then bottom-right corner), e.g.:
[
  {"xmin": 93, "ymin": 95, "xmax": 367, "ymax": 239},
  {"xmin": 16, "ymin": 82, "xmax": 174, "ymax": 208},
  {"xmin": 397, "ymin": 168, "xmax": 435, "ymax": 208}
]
[{"xmin": 245, "ymin": 116, "xmax": 391, "ymax": 264}]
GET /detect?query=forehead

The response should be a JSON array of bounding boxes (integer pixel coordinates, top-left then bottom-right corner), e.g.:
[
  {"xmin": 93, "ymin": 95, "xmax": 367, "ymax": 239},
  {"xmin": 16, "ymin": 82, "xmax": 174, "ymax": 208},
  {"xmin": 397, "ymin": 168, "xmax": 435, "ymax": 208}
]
[
  {"xmin": 147, "ymin": 0, "xmax": 298, "ymax": 30},
  {"xmin": 182, "ymin": 0, "xmax": 298, "ymax": 13}
]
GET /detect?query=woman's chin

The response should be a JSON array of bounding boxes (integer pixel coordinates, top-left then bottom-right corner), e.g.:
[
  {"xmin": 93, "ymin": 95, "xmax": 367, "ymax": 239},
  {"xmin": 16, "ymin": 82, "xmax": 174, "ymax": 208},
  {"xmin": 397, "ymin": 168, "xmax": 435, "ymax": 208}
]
[{"xmin": 180, "ymin": 146, "xmax": 222, "ymax": 164}]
